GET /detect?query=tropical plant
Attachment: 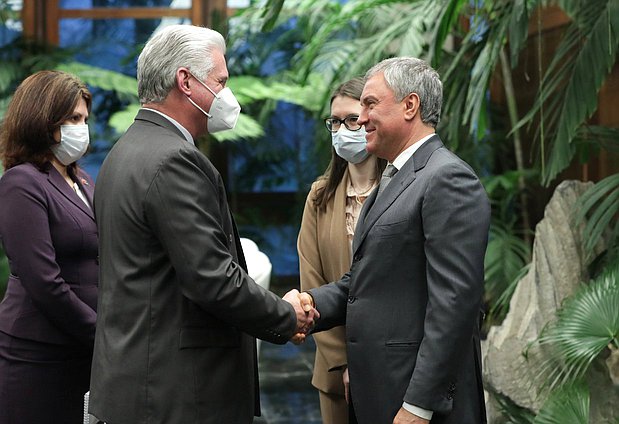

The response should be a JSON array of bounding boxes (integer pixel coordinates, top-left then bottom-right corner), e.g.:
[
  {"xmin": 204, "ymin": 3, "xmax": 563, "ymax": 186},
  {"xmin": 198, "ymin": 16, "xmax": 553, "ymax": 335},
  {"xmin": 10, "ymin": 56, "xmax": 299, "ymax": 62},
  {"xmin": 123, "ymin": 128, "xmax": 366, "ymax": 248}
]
[
  {"xmin": 493, "ymin": 390, "xmax": 536, "ymax": 424},
  {"xmin": 532, "ymin": 382, "xmax": 590, "ymax": 424},
  {"xmin": 517, "ymin": 0, "xmax": 619, "ymax": 185},
  {"xmin": 576, "ymin": 172, "xmax": 619, "ymax": 263},
  {"xmin": 535, "ymin": 260, "xmax": 619, "ymax": 392}
]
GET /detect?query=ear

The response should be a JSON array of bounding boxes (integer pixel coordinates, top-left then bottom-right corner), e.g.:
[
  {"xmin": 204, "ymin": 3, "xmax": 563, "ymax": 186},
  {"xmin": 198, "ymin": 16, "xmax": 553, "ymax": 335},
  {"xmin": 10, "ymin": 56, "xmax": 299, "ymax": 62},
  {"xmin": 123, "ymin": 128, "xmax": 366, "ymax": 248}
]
[
  {"xmin": 176, "ymin": 68, "xmax": 192, "ymax": 96},
  {"xmin": 403, "ymin": 92, "xmax": 420, "ymax": 121}
]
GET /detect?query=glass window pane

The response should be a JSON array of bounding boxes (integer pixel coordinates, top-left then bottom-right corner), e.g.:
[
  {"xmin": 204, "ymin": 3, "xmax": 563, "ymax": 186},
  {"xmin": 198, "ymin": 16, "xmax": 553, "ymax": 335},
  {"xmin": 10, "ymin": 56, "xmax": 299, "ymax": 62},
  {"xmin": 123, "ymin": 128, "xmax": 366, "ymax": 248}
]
[
  {"xmin": 59, "ymin": 18, "xmax": 189, "ymax": 74},
  {"xmin": 0, "ymin": 0, "xmax": 21, "ymax": 48},
  {"xmin": 60, "ymin": 0, "xmax": 192, "ymax": 9}
]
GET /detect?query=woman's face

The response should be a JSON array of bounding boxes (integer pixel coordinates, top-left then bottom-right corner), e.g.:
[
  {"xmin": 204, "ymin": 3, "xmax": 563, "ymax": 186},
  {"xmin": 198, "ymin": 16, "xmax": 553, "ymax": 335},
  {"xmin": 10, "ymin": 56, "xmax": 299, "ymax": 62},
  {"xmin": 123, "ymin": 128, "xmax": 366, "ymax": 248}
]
[
  {"xmin": 329, "ymin": 95, "xmax": 362, "ymax": 133},
  {"xmin": 52, "ymin": 97, "xmax": 89, "ymax": 143}
]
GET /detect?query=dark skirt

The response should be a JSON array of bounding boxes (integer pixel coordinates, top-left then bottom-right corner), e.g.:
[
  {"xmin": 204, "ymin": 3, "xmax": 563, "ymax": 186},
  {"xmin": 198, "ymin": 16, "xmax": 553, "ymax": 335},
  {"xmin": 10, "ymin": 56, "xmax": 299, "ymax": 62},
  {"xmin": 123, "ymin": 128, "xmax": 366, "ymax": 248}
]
[{"xmin": 0, "ymin": 330, "xmax": 92, "ymax": 424}]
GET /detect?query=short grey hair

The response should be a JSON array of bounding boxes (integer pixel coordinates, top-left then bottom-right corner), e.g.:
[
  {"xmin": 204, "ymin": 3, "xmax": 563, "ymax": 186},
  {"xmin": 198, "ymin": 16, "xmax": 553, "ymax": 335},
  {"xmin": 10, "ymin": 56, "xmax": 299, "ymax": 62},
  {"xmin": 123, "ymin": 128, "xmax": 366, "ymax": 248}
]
[
  {"xmin": 365, "ymin": 57, "xmax": 443, "ymax": 128},
  {"xmin": 137, "ymin": 24, "xmax": 226, "ymax": 104}
]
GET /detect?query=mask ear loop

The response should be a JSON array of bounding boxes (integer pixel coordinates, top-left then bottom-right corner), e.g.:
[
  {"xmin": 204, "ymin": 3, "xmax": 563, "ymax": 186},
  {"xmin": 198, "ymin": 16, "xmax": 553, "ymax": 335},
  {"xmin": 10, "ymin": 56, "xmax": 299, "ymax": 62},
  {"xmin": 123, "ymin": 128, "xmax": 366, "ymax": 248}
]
[
  {"xmin": 186, "ymin": 96, "xmax": 212, "ymax": 118},
  {"xmin": 186, "ymin": 71, "xmax": 220, "ymax": 118}
]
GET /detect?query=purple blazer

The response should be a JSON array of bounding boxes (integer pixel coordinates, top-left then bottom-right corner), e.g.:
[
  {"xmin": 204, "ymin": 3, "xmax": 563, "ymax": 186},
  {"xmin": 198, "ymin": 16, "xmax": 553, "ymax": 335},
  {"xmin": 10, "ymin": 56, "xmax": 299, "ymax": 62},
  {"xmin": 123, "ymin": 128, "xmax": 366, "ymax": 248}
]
[{"xmin": 0, "ymin": 162, "xmax": 98, "ymax": 347}]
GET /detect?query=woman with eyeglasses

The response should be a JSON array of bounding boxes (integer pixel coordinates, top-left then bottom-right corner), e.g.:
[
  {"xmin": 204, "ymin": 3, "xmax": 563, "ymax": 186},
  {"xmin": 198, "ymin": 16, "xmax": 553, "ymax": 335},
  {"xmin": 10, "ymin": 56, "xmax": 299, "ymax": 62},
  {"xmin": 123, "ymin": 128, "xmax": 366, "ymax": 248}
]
[{"xmin": 297, "ymin": 77, "xmax": 386, "ymax": 424}]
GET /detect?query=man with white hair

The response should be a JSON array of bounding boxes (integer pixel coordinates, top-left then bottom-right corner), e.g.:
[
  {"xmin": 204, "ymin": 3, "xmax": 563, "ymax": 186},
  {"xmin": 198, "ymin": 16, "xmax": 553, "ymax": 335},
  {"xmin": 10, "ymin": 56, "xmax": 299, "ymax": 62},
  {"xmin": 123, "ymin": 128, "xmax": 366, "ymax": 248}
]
[{"xmin": 89, "ymin": 25, "xmax": 315, "ymax": 424}]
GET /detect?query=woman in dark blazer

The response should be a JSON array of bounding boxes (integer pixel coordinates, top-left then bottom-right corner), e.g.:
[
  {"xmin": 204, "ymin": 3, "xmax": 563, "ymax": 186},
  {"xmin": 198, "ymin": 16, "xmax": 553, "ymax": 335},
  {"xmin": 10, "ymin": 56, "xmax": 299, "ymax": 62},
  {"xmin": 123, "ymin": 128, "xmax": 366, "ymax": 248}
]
[{"xmin": 0, "ymin": 70, "xmax": 98, "ymax": 424}]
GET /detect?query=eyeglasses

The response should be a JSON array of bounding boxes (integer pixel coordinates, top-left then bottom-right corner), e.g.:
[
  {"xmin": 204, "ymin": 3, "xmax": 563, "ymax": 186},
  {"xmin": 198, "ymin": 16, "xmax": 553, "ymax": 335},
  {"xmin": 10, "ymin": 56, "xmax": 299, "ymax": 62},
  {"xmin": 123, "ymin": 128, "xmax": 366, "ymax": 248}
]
[{"xmin": 324, "ymin": 114, "xmax": 362, "ymax": 133}]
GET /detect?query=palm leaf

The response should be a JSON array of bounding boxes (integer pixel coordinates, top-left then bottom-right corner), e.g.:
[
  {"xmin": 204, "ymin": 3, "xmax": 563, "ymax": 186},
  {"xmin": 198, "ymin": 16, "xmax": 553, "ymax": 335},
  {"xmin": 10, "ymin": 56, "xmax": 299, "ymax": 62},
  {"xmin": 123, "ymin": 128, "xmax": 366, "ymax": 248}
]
[
  {"xmin": 493, "ymin": 390, "xmax": 536, "ymax": 424},
  {"xmin": 533, "ymin": 382, "xmax": 589, "ymax": 424},
  {"xmin": 519, "ymin": 0, "xmax": 619, "ymax": 184},
  {"xmin": 429, "ymin": 0, "xmax": 468, "ymax": 67},
  {"xmin": 55, "ymin": 62, "xmax": 139, "ymax": 103},
  {"xmin": 293, "ymin": 0, "xmax": 429, "ymax": 80},
  {"xmin": 227, "ymin": 74, "xmax": 325, "ymax": 113},
  {"xmin": 576, "ymin": 173, "xmax": 619, "ymax": 255},
  {"xmin": 211, "ymin": 113, "xmax": 265, "ymax": 142},
  {"xmin": 508, "ymin": 0, "xmax": 539, "ymax": 67},
  {"xmin": 484, "ymin": 220, "xmax": 531, "ymax": 311},
  {"xmin": 574, "ymin": 125, "xmax": 619, "ymax": 153},
  {"xmin": 260, "ymin": 0, "xmax": 286, "ymax": 31},
  {"xmin": 108, "ymin": 103, "xmax": 140, "ymax": 135},
  {"xmin": 536, "ymin": 261, "xmax": 619, "ymax": 391}
]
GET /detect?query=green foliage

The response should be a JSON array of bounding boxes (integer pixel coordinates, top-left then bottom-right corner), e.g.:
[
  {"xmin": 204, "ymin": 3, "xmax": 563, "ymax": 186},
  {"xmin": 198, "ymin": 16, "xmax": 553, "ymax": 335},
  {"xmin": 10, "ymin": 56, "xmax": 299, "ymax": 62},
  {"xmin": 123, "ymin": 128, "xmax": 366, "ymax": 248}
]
[
  {"xmin": 108, "ymin": 103, "xmax": 140, "ymax": 134},
  {"xmin": 227, "ymin": 74, "xmax": 325, "ymax": 113},
  {"xmin": 576, "ymin": 173, "xmax": 619, "ymax": 258},
  {"xmin": 536, "ymin": 261, "xmax": 619, "ymax": 391},
  {"xmin": 55, "ymin": 62, "xmax": 139, "ymax": 103},
  {"xmin": 533, "ymin": 382, "xmax": 589, "ymax": 424},
  {"xmin": 211, "ymin": 113, "xmax": 264, "ymax": 142},
  {"xmin": 484, "ymin": 221, "xmax": 531, "ymax": 317},
  {"xmin": 493, "ymin": 391, "xmax": 536, "ymax": 424},
  {"xmin": 518, "ymin": 0, "xmax": 619, "ymax": 184}
]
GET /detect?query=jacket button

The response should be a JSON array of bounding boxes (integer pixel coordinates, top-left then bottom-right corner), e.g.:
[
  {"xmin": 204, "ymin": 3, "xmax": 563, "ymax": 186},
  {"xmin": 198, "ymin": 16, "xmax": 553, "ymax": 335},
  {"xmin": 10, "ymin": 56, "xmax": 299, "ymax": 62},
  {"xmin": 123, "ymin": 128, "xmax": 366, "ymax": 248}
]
[
  {"xmin": 348, "ymin": 296, "xmax": 356, "ymax": 304},
  {"xmin": 353, "ymin": 254, "xmax": 361, "ymax": 262}
]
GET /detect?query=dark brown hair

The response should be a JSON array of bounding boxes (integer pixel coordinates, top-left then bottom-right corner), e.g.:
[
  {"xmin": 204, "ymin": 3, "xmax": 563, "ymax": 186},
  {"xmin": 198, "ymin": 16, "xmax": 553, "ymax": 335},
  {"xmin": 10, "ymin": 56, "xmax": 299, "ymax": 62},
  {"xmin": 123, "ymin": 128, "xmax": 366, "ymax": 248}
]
[
  {"xmin": 0, "ymin": 70, "xmax": 92, "ymax": 170},
  {"xmin": 312, "ymin": 77, "xmax": 387, "ymax": 211}
]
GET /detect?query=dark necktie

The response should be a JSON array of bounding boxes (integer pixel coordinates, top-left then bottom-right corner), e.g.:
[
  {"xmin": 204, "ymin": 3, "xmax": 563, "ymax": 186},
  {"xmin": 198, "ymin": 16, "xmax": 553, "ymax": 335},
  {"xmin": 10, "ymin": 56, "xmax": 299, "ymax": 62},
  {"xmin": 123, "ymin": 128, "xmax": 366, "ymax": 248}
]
[{"xmin": 376, "ymin": 164, "xmax": 398, "ymax": 198}]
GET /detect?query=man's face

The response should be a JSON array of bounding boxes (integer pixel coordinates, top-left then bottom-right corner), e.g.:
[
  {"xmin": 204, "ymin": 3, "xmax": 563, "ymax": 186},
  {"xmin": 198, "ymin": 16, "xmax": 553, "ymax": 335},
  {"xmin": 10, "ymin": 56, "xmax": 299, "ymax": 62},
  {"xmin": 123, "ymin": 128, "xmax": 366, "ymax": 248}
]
[
  {"xmin": 196, "ymin": 49, "xmax": 229, "ymax": 114},
  {"xmin": 358, "ymin": 73, "xmax": 405, "ymax": 161}
]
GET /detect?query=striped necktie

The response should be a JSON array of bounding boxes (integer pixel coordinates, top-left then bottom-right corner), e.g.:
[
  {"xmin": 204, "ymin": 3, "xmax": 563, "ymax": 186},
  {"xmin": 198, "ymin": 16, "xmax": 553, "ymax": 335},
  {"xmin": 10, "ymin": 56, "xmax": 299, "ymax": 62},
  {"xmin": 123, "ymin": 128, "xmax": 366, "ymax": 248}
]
[{"xmin": 376, "ymin": 164, "xmax": 398, "ymax": 198}]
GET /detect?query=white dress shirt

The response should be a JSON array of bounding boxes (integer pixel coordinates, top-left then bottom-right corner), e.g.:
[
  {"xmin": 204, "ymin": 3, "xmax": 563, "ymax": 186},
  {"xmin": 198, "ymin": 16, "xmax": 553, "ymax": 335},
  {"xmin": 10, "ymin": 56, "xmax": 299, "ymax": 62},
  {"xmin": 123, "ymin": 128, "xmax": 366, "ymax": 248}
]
[{"xmin": 142, "ymin": 108, "xmax": 195, "ymax": 145}]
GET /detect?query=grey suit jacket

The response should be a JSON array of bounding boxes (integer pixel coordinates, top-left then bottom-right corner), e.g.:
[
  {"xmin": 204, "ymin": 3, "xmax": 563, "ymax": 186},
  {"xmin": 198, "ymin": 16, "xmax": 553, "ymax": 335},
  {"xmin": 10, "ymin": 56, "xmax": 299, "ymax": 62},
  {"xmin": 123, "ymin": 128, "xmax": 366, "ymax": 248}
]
[
  {"xmin": 89, "ymin": 110, "xmax": 297, "ymax": 424},
  {"xmin": 310, "ymin": 135, "xmax": 490, "ymax": 424}
]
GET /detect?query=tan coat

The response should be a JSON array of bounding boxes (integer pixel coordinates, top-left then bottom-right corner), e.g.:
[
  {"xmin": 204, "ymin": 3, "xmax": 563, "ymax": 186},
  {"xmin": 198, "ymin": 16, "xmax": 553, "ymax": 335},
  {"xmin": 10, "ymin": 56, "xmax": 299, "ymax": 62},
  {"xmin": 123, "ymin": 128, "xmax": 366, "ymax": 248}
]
[{"xmin": 298, "ymin": 170, "xmax": 353, "ymax": 395}]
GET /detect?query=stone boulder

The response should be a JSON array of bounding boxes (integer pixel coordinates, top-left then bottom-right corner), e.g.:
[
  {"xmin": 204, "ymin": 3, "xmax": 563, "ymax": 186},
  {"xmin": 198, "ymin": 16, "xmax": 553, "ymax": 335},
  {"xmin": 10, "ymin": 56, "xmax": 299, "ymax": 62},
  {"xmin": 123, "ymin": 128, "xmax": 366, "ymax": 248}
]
[{"xmin": 482, "ymin": 180, "xmax": 618, "ymax": 422}]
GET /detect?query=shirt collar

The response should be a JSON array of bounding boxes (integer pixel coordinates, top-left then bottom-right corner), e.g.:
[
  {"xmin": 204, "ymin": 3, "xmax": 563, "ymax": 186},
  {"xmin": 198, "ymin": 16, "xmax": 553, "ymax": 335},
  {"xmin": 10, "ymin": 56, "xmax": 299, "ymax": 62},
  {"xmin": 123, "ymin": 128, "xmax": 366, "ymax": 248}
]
[
  {"xmin": 142, "ymin": 107, "xmax": 195, "ymax": 145},
  {"xmin": 391, "ymin": 133, "xmax": 435, "ymax": 170}
]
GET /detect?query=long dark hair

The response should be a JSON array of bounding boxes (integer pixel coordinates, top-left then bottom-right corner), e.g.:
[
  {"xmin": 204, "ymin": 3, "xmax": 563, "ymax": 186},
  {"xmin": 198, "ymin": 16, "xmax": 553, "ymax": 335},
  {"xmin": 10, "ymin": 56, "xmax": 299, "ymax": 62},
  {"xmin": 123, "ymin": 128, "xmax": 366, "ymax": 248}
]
[
  {"xmin": 0, "ymin": 70, "xmax": 92, "ymax": 170},
  {"xmin": 312, "ymin": 77, "xmax": 387, "ymax": 211}
]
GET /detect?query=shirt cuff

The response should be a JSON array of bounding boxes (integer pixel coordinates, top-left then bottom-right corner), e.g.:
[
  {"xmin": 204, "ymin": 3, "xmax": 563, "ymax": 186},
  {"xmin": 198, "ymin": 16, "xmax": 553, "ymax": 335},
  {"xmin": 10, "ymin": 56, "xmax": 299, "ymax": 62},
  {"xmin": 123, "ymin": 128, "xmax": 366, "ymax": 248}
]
[{"xmin": 402, "ymin": 402, "xmax": 433, "ymax": 420}]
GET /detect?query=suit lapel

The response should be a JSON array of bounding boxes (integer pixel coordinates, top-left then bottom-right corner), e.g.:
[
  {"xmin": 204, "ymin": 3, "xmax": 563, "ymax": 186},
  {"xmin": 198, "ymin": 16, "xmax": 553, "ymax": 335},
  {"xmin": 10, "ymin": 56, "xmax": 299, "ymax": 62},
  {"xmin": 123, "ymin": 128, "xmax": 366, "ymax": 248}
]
[
  {"xmin": 47, "ymin": 165, "xmax": 95, "ymax": 221},
  {"xmin": 353, "ymin": 135, "xmax": 444, "ymax": 255}
]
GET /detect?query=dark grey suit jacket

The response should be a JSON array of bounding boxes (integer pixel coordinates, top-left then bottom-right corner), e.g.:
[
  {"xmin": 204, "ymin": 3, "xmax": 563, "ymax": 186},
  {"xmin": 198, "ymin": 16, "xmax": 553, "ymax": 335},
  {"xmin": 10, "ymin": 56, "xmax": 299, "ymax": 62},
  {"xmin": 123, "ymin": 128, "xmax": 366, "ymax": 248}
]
[
  {"xmin": 310, "ymin": 135, "xmax": 490, "ymax": 424},
  {"xmin": 89, "ymin": 110, "xmax": 297, "ymax": 424}
]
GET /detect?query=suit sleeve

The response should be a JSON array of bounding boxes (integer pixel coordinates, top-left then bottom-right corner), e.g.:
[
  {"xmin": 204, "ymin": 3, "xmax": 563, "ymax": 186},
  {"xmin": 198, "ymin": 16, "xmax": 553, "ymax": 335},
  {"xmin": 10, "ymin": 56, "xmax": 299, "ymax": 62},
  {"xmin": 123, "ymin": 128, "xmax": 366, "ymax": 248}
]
[
  {"xmin": 144, "ymin": 148, "xmax": 297, "ymax": 344},
  {"xmin": 0, "ymin": 171, "xmax": 96, "ymax": 346},
  {"xmin": 405, "ymin": 161, "xmax": 490, "ymax": 410},
  {"xmin": 297, "ymin": 183, "xmax": 347, "ymax": 369}
]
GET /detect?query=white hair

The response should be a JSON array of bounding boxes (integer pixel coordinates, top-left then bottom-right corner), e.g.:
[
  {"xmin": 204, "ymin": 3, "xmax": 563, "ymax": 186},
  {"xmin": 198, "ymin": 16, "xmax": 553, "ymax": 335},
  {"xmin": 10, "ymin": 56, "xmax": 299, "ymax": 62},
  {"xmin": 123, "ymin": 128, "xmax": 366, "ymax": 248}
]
[
  {"xmin": 366, "ymin": 57, "xmax": 443, "ymax": 128},
  {"xmin": 137, "ymin": 24, "xmax": 226, "ymax": 104}
]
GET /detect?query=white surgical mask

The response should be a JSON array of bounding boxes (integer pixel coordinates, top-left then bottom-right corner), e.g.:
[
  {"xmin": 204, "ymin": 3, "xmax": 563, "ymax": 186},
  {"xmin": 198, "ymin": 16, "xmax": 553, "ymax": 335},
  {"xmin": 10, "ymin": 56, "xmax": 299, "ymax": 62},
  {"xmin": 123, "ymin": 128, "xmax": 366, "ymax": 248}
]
[
  {"xmin": 332, "ymin": 127, "xmax": 369, "ymax": 164},
  {"xmin": 51, "ymin": 124, "xmax": 90, "ymax": 165},
  {"xmin": 186, "ymin": 72, "xmax": 241, "ymax": 133}
]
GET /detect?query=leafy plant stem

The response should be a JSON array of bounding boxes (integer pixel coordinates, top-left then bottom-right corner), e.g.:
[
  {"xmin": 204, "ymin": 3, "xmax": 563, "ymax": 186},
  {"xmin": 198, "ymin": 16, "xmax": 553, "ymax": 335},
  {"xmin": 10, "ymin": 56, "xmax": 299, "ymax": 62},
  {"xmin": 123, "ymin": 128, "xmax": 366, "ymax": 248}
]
[{"xmin": 500, "ymin": 47, "xmax": 531, "ymax": 246}]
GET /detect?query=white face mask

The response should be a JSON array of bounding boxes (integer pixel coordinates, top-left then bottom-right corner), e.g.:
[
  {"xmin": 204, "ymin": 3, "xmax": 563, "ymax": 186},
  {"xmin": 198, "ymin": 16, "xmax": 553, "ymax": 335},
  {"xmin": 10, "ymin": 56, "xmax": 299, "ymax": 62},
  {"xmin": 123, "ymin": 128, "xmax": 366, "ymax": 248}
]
[
  {"xmin": 332, "ymin": 127, "xmax": 369, "ymax": 164},
  {"xmin": 186, "ymin": 72, "xmax": 241, "ymax": 133},
  {"xmin": 51, "ymin": 124, "xmax": 90, "ymax": 165}
]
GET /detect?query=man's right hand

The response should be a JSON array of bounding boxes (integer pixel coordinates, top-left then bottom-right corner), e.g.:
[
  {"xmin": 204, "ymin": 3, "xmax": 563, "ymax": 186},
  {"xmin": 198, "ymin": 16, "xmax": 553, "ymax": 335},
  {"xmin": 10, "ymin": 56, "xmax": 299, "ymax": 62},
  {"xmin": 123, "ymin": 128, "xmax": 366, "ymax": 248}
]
[{"xmin": 282, "ymin": 289, "xmax": 319, "ymax": 335}]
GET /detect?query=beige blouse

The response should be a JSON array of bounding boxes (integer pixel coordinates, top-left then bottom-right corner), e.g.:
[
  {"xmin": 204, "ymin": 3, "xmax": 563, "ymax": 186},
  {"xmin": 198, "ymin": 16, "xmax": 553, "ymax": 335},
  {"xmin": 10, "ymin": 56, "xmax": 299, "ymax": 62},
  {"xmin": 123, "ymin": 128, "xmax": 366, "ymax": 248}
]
[{"xmin": 345, "ymin": 180, "xmax": 378, "ymax": 252}]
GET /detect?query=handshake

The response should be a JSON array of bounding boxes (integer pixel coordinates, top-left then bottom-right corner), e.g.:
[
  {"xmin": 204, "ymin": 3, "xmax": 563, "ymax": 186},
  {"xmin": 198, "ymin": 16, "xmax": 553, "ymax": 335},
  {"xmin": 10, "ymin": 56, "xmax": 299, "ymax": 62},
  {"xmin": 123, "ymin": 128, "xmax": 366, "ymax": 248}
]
[{"xmin": 282, "ymin": 289, "xmax": 319, "ymax": 344}]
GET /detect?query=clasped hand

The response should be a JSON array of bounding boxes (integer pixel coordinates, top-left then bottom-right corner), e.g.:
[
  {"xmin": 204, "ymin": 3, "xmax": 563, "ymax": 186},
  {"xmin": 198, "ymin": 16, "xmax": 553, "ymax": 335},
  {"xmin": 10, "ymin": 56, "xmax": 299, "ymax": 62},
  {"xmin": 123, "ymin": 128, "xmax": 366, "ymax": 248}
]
[{"xmin": 282, "ymin": 290, "xmax": 318, "ymax": 344}]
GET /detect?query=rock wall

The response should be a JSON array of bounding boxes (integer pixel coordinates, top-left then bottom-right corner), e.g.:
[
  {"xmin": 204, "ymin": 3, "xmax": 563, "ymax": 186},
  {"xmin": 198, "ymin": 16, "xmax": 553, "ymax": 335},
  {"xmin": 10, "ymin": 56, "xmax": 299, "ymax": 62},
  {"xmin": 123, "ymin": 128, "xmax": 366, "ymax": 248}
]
[{"xmin": 482, "ymin": 180, "xmax": 618, "ymax": 422}]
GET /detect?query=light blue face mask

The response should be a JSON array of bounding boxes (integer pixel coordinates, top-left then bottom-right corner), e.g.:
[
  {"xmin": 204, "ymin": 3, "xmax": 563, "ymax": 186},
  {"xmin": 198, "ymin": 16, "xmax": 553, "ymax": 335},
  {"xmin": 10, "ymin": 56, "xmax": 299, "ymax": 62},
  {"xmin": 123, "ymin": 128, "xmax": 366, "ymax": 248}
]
[
  {"xmin": 51, "ymin": 124, "xmax": 90, "ymax": 165},
  {"xmin": 332, "ymin": 127, "xmax": 369, "ymax": 164}
]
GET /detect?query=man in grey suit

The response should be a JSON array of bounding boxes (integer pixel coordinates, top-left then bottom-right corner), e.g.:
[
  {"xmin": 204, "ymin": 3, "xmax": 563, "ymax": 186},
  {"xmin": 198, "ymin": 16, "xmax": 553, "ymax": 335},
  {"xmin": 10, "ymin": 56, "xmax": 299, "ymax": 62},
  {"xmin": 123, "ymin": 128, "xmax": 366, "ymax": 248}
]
[
  {"xmin": 89, "ymin": 25, "xmax": 315, "ymax": 424},
  {"xmin": 299, "ymin": 57, "xmax": 490, "ymax": 424}
]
